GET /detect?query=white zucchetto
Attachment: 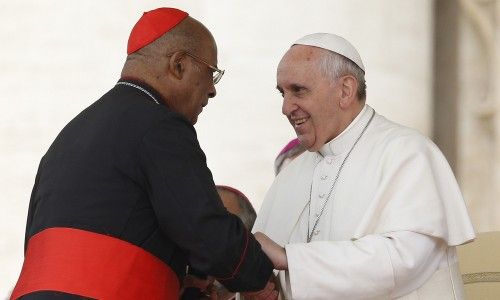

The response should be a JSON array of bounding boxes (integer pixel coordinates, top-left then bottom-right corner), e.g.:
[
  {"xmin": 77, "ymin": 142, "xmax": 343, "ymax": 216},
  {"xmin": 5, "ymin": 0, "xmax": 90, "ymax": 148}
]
[{"xmin": 293, "ymin": 33, "xmax": 365, "ymax": 72}]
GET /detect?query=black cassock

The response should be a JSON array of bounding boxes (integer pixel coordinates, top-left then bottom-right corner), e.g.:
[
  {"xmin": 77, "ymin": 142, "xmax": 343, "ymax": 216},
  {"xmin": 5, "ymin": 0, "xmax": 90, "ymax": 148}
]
[{"xmin": 18, "ymin": 80, "xmax": 273, "ymax": 299}]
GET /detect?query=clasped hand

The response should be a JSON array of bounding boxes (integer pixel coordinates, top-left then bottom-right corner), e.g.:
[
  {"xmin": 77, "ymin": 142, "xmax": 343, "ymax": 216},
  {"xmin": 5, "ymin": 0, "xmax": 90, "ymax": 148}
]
[{"xmin": 254, "ymin": 232, "xmax": 288, "ymax": 270}]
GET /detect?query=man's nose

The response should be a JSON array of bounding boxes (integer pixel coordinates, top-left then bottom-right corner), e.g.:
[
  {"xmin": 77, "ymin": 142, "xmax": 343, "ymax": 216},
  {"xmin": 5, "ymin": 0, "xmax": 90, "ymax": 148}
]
[
  {"xmin": 208, "ymin": 83, "xmax": 216, "ymax": 98},
  {"xmin": 282, "ymin": 96, "xmax": 297, "ymax": 116}
]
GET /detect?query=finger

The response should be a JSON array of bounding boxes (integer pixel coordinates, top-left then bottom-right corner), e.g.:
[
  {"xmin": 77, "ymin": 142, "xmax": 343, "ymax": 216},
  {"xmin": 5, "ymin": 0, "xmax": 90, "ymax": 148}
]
[
  {"xmin": 261, "ymin": 280, "xmax": 275, "ymax": 292},
  {"xmin": 265, "ymin": 290, "xmax": 279, "ymax": 300},
  {"xmin": 210, "ymin": 287, "xmax": 217, "ymax": 300},
  {"xmin": 257, "ymin": 287, "xmax": 274, "ymax": 299},
  {"xmin": 191, "ymin": 277, "xmax": 211, "ymax": 290},
  {"xmin": 183, "ymin": 275, "xmax": 194, "ymax": 286}
]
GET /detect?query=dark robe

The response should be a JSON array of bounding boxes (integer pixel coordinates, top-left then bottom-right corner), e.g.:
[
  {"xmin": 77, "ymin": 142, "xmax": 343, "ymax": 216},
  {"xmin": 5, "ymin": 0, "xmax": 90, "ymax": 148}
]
[{"xmin": 19, "ymin": 80, "xmax": 273, "ymax": 299}]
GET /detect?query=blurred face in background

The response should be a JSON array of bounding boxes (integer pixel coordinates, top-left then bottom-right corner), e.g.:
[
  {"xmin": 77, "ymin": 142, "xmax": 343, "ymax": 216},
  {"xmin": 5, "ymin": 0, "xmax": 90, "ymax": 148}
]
[{"xmin": 217, "ymin": 188, "xmax": 242, "ymax": 217}]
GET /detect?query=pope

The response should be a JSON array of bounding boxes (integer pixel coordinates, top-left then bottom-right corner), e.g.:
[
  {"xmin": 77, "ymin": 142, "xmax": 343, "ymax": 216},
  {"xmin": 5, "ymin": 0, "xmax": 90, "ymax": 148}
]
[{"xmin": 253, "ymin": 33, "xmax": 475, "ymax": 300}]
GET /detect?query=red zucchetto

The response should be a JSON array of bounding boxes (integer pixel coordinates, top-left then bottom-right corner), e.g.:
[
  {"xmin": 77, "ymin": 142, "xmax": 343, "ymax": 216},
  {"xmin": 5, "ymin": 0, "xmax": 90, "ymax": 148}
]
[{"xmin": 127, "ymin": 8, "xmax": 189, "ymax": 55}]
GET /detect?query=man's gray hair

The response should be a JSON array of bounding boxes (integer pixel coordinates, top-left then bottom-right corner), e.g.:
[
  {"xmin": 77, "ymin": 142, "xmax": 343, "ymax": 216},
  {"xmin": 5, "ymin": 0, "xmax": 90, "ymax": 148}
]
[
  {"xmin": 237, "ymin": 196, "xmax": 257, "ymax": 230},
  {"xmin": 317, "ymin": 51, "xmax": 367, "ymax": 101}
]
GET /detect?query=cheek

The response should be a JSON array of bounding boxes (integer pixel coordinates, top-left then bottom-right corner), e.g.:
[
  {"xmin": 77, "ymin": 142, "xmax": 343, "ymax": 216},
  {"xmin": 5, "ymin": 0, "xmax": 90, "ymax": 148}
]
[
  {"xmin": 195, "ymin": 79, "xmax": 211, "ymax": 95},
  {"xmin": 316, "ymin": 108, "xmax": 339, "ymax": 140},
  {"xmin": 191, "ymin": 82, "xmax": 203, "ymax": 100},
  {"xmin": 309, "ymin": 106, "xmax": 331, "ymax": 137},
  {"xmin": 193, "ymin": 80, "xmax": 202, "ymax": 93}
]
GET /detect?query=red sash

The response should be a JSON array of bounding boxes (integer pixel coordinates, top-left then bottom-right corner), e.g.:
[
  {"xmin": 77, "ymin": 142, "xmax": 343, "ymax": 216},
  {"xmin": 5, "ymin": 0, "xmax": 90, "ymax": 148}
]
[{"xmin": 11, "ymin": 227, "xmax": 179, "ymax": 299}]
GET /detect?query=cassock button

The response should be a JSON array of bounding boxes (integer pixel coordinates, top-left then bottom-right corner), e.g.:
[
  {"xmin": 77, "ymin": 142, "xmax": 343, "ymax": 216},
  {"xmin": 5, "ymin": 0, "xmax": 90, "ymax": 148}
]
[
  {"xmin": 326, "ymin": 158, "xmax": 333, "ymax": 164},
  {"xmin": 320, "ymin": 175, "xmax": 328, "ymax": 180},
  {"xmin": 319, "ymin": 193, "xmax": 326, "ymax": 199},
  {"xmin": 314, "ymin": 230, "xmax": 320, "ymax": 236}
]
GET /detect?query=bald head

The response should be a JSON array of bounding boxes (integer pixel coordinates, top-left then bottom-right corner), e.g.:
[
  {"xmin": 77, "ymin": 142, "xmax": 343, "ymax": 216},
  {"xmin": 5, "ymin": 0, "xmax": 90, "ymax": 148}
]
[{"xmin": 216, "ymin": 186, "xmax": 256, "ymax": 230}]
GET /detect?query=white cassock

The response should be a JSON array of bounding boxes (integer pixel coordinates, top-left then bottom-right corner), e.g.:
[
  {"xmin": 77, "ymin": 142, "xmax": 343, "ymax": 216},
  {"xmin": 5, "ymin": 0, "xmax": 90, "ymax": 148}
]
[{"xmin": 253, "ymin": 105, "xmax": 475, "ymax": 300}]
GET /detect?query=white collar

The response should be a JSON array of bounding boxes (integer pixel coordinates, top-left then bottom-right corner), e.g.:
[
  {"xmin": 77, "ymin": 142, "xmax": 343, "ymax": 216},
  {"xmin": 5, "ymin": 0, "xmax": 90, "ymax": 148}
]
[{"xmin": 318, "ymin": 104, "xmax": 373, "ymax": 157}]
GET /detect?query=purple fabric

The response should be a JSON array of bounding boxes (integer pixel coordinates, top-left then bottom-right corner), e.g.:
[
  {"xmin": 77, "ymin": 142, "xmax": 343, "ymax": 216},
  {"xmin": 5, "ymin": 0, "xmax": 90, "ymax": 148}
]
[
  {"xmin": 274, "ymin": 138, "xmax": 306, "ymax": 175},
  {"xmin": 278, "ymin": 138, "xmax": 301, "ymax": 156}
]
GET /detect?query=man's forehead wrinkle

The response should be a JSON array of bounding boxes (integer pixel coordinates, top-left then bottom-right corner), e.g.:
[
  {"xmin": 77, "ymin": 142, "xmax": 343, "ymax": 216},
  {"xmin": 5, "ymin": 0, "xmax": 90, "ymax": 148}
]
[
  {"xmin": 281, "ymin": 53, "xmax": 320, "ymax": 74},
  {"xmin": 278, "ymin": 61, "xmax": 315, "ymax": 86}
]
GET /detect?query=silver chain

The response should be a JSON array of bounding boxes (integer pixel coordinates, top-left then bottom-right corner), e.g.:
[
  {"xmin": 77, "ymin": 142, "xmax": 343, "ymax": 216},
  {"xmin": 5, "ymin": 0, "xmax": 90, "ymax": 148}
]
[
  {"xmin": 307, "ymin": 110, "xmax": 375, "ymax": 242},
  {"xmin": 116, "ymin": 81, "xmax": 160, "ymax": 105}
]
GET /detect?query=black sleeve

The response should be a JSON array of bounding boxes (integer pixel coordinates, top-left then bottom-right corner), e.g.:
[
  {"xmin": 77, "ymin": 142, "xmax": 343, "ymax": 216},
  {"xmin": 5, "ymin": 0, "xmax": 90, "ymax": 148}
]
[
  {"xmin": 24, "ymin": 157, "xmax": 44, "ymax": 252},
  {"xmin": 138, "ymin": 114, "xmax": 273, "ymax": 292}
]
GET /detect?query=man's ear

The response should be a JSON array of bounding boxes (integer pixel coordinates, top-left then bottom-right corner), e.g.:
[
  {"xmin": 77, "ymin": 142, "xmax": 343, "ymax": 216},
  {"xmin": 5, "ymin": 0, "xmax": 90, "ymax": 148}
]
[
  {"xmin": 167, "ymin": 52, "xmax": 186, "ymax": 80},
  {"xmin": 339, "ymin": 75, "xmax": 358, "ymax": 109}
]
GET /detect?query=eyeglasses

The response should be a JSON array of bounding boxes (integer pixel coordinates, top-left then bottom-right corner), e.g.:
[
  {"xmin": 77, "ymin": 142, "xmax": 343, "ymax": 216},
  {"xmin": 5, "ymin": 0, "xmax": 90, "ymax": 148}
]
[{"xmin": 182, "ymin": 52, "xmax": 225, "ymax": 84}]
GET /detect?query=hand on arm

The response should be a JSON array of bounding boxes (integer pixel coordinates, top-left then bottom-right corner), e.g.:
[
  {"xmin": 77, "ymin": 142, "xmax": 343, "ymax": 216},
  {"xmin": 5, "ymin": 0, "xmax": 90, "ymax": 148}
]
[
  {"xmin": 240, "ymin": 279, "xmax": 278, "ymax": 300},
  {"xmin": 254, "ymin": 232, "xmax": 288, "ymax": 270},
  {"xmin": 181, "ymin": 275, "xmax": 217, "ymax": 299}
]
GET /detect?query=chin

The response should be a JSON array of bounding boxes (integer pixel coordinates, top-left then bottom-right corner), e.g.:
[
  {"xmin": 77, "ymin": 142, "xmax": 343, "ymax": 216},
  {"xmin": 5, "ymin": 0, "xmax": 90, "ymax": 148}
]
[{"xmin": 190, "ymin": 115, "xmax": 198, "ymax": 125}]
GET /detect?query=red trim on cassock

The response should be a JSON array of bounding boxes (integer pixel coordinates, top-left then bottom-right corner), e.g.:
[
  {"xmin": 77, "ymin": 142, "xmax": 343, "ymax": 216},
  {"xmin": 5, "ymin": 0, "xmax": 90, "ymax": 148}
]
[
  {"xmin": 11, "ymin": 227, "xmax": 179, "ymax": 300},
  {"xmin": 216, "ymin": 228, "xmax": 249, "ymax": 281}
]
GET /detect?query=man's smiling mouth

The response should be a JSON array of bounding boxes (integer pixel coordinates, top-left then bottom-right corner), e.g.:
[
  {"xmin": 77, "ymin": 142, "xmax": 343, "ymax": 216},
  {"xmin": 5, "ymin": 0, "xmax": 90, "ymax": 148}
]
[{"xmin": 293, "ymin": 117, "xmax": 309, "ymax": 128}]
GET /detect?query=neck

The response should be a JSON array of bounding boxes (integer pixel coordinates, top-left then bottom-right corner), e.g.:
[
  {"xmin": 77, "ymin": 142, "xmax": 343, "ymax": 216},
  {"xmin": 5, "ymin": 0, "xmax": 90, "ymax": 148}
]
[
  {"xmin": 121, "ymin": 62, "xmax": 173, "ymax": 106},
  {"xmin": 346, "ymin": 103, "xmax": 364, "ymax": 126},
  {"xmin": 330, "ymin": 103, "xmax": 365, "ymax": 141}
]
